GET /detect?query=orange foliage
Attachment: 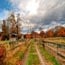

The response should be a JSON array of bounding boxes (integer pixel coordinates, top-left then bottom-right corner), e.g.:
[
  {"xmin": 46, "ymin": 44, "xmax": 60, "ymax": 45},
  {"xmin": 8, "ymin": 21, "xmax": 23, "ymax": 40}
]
[
  {"xmin": 56, "ymin": 27, "xmax": 65, "ymax": 37},
  {"xmin": 46, "ymin": 30, "xmax": 54, "ymax": 37},
  {"xmin": 0, "ymin": 44, "xmax": 6, "ymax": 65},
  {"xmin": 40, "ymin": 31, "xmax": 45, "ymax": 38},
  {"xmin": 24, "ymin": 34, "xmax": 32, "ymax": 39},
  {"xmin": 16, "ymin": 60, "xmax": 22, "ymax": 65},
  {"xmin": 31, "ymin": 31, "xmax": 40, "ymax": 38}
]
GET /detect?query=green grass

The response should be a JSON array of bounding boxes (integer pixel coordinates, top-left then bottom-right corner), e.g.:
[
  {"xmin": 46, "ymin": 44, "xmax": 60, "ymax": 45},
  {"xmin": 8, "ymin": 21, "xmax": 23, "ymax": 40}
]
[
  {"xmin": 26, "ymin": 41, "xmax": 40, "ymax": 65},
  {"xmin": 39, "ymin": 44, "xmax": 61, "ymax": 65},
  {"xmin": 26, "ymin": 53, "xmax": 40, "ymax": 65},
  {"xmin": 0, "ymin": 40, "xmax": 10, "ymax": 44},
  {"xmin": 15, "ymin": 51, "xmax": 24, "ymax": 59}
]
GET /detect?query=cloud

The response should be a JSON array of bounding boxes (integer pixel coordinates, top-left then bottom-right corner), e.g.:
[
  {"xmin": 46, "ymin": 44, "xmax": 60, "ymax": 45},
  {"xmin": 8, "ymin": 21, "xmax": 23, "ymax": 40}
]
[{"xmin": 7, "ymin": 0, "xmax": 65, "ymax": 33}]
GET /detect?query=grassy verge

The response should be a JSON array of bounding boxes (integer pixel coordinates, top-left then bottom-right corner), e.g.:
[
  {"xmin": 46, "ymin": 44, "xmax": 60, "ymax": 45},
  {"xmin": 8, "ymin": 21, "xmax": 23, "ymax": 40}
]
[
  {"xmin": 38, "ymin": 44, "xmax": 61, "ymax": 65},
  {"xmin": 6, "ymin": 40, "xmax": 30, "ymax": 65}
]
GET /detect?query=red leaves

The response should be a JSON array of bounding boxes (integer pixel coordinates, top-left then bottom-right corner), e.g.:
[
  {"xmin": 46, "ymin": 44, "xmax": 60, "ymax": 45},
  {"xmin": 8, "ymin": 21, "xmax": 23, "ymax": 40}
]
[
  {"xmin": 31, "ymin": 31, "xmax": 40, "ymax": 38},
  {"xmin": 40, "ymin": 31, "xmax": 45, "ymax": 38},
  {"xmin": 56, "ymin": 27, "xmax": 65, "ymax": 37},
  {"xmin": 0, "ymin": 45, "xmax": 6, "ymax": 57},
  {"xmin": 0, "ymin": 44, "xmax": 6, "ymax": 65},
  {"xmin": 24, "ymin": 34, "xmax": 32, "ymax": 39},
  {"xmin": 16, "ymin": 60, "xmax": 23, "ymax": 65},
  {"xmin": 46, "ymin": 30, "xmax": 54, "ymax": 37}
]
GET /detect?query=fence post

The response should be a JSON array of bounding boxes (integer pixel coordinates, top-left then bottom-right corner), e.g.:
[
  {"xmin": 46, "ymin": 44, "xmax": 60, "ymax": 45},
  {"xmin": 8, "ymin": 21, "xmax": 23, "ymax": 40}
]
[{"xmin": 56, "ymin": 44, "xmax": 58, "ymax": 59}]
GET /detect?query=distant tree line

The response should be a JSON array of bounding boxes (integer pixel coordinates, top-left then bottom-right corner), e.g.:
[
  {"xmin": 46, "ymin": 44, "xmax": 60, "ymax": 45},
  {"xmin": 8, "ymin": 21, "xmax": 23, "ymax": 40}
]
[{"xmin": 24, "ymin": 26, "xmax": 65, "ymax": 39}]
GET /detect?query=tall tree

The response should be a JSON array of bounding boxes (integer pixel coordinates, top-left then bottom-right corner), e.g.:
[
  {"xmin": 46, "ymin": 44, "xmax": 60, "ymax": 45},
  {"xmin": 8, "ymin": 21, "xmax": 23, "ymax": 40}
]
[{"xmin": 2, "ymin": 20, "xmax": 9, "ymax": 40}]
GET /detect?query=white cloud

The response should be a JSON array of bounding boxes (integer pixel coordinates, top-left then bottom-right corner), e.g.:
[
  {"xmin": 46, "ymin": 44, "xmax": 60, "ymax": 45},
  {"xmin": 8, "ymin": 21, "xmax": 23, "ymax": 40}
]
[
  {"xmin": 9, "ymin": 0, "xmax": 40, "ymax": 16},
  {"xmin": 6, "ymin": 0, "xmax": 65, "ymax": 18},
  {"xmin": 6, "ymin": 0, "xmax": 65, "ymax": 33}
]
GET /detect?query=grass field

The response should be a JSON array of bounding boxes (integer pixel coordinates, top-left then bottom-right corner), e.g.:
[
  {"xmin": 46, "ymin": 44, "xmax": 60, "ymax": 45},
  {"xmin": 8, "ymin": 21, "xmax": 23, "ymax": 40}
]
[
  {"xmin": 0, "ymin": 38, "xmax": 65, "ymax": 65},
  {"xmin": 38, "ymin": 44, "xmax": 61, "ymax": 65},
  {"xmin": 43, "ymin": 37, "xmax": 65, "ymax": 44},
  {"xmin": 26, "ymin": 40, "xmax": 40, "ymax": 65}
]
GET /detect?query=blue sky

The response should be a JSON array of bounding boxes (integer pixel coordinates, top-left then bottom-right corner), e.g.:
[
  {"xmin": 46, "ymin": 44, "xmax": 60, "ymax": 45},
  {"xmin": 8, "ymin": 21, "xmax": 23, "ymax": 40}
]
[
  {"xmin": 0, "ymin": 0, "xmax": 12, "ymax": 11},
  {"xmin": 0, "ymin": 0, "xmax": 11, "ymax": 19}
]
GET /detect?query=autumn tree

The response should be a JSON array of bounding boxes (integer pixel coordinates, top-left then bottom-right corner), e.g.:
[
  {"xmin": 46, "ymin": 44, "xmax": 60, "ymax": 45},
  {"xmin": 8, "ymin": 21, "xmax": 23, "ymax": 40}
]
[
  {"xmin": 24, "ymin": 34, "xmax": 32, "ymax": 39},
  {"xmin": 2, "ymin": 20, "xmax": 9, "ymax": 40},
  {"xmin": 46, "ymin": 29, "xmax": 54, "ymax": 37},
  {"xmin": 56, "ymin": 27, "xmax": 65, "ymax": 37},
  {"xmin": 31, "ymin": 31, "xmax": 40, "ymax": 38},
  {"xmin": 40, "ymin": 31, "xmax": 45, "ymax": 38},
  {"xmin": 7, "ymin": 12, "xmax": 21, "ymax": 39}
]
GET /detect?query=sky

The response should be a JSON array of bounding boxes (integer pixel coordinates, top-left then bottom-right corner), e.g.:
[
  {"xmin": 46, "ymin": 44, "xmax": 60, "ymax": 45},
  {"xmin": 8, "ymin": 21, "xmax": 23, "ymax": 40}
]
[{"xmin": 0, "ymin": 0, "xmax": 65, "ymax": 33}]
